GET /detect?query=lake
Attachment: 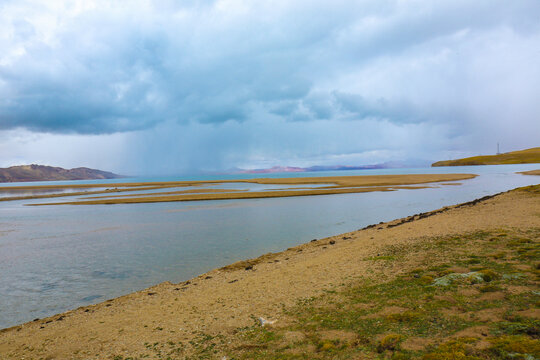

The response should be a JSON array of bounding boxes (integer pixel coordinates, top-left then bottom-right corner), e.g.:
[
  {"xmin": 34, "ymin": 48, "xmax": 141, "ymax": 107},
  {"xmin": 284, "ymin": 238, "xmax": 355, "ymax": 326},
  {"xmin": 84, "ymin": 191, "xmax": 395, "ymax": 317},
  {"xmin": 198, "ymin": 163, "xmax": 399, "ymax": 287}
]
[{"xmin": 0, "ymin": 164, "xmax": 538, "ymax": 329}]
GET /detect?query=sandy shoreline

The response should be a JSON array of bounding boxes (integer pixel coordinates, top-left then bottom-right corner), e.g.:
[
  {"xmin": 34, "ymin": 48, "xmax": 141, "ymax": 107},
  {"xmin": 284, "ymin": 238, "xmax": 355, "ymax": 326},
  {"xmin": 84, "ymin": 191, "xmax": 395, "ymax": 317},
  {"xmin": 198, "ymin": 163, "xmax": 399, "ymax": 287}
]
[{"xmin": 0, "ymin": 183, "xmax": 538, "ymax": 359}]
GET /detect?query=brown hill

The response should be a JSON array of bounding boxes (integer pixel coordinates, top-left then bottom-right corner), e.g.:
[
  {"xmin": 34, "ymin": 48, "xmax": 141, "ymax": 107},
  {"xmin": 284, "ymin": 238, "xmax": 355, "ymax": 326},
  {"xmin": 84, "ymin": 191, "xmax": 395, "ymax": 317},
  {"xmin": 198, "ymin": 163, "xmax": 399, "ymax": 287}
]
[
  {"xmin": 0, "ymin": 165, "xmax": 123, "ymax": 183},
  {"xmin": 432, "ymin": 147, "xmax": 540, "ymax": 166}
]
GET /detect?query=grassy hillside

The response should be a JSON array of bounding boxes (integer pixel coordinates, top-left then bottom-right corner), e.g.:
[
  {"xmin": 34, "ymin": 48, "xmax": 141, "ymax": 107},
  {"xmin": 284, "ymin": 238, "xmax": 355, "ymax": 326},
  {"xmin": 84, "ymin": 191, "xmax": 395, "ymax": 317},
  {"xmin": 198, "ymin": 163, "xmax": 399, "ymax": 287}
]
[
  {"xmin": 432, "ymin": 147, "xmax": 540, "ymax": 167},
  {"xmin": 0, "ymin": 164, "xmax": 122, "ymax": 183}
]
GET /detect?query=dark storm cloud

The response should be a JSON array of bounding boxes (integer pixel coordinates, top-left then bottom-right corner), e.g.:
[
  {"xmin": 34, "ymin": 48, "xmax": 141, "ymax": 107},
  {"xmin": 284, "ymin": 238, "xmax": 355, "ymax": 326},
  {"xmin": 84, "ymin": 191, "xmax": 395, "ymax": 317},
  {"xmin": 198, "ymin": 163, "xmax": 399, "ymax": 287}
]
[{"xmin": 0, "ymin": 0, "xmax": 539, "ymax": 140}]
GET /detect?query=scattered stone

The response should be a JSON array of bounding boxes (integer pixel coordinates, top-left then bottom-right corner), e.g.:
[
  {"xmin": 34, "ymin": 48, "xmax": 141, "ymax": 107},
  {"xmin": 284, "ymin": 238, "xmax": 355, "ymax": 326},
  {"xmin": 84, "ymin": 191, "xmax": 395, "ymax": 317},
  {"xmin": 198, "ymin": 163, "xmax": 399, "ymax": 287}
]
[
  {"xmin": 258, "ymin": 317, "xmax": 277, "ymax": 326},
  {"xmin": 502, "ymin": 273, "xmax": 525, "ymax": 280},
  {"xmin": 245, "ymin": 265, "xmax": 253, "ymax": 270},
  {"xmin": 329, "ymin": 240, "xmax": 336, "ymax": 245},
  {"xmin": 56, "ymin": 316, "xmax": 64, "ymax": 321},
  {"xmin": 228, "ymin": 279, "xmax": 238, "ymax": 283},
  {"xmin": 33, "ymin": 318, "xmax": 40, "ymax": 322},
  {"xmin": 84, "ymin": 309, "xmax": 90, "ymax": 313},
  {"xmin": 205, "ymin": 276, "xmax": 212, "ymax": 280},
  {"xmin": 147, "ymin": 292, "xmax": 157, "ymax": 296},
  {"xmin": 432, "ymin": 272, "xmax": 485, "ymax": 286},
  {"xmin": 311, "ymin": 239, "xmax": 317, "ymax": 242}
]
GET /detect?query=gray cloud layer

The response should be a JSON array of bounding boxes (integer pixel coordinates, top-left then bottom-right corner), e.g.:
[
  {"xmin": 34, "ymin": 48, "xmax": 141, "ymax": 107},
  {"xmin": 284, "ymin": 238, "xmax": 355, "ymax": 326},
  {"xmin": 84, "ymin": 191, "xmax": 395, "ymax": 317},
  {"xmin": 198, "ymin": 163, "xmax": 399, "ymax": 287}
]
[
  {"xmin": 1, "ymin": 0, "xmax": 539, "ymax": 134},
  {"xmin": 1, "ymin": 1, "xmax": 539, "ymax": 173}
]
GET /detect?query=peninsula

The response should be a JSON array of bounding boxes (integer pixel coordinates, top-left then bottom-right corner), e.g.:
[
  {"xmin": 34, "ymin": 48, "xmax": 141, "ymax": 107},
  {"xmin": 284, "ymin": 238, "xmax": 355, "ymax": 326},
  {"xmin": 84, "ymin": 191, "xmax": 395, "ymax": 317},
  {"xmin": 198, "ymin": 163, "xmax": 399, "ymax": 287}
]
[
  {"xmin": 432, "ymin": 147, "xmax": 540, "ymax": 166},
  {"xmin": 0, "ymin": 164, "xmax": 123, "ymax": 183}
]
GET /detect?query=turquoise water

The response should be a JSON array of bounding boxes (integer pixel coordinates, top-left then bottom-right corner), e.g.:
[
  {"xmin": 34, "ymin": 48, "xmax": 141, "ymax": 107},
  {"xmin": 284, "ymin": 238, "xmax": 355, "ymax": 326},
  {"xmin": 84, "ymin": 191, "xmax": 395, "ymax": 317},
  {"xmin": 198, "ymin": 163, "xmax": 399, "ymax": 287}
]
[{"xmin": 0, "ymin": 164, "xmax": 538, "ymax": 328}]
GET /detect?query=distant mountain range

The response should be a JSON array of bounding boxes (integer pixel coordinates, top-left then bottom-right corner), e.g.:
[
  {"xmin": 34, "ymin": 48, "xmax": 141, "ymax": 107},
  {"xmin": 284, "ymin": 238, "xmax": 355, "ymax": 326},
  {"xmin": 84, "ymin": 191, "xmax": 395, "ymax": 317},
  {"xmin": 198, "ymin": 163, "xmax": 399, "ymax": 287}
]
[
  {"xmin": 432, "ymin": 147, "xmax": 540, "ymax": 166},
  {"xmin": 0, "ymin": 165, "xmax": 123, "ymax": 183},
  {"xmin": 233, "ymin": 162, "xmax": 424, "ymax": 174}
]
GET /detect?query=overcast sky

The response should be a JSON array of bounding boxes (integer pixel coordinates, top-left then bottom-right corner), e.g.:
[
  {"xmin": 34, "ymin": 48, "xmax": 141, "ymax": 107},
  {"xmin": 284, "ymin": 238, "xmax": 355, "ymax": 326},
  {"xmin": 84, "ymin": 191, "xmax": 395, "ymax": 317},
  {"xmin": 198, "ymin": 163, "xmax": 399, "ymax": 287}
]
[{"xmin": 1, "ymin": 0, "xmax": 539, "ymax": 175}]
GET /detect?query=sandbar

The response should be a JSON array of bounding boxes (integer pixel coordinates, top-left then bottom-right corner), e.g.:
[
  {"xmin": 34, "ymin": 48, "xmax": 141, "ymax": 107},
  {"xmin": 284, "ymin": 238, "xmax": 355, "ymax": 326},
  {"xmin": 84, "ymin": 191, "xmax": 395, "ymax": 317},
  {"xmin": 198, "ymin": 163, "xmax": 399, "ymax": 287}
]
[
  {"xmin": 519, "ymin": 169, "xmax": 540, "ymax": 176},
  {"xmin": 17, "ymin": 173, "xmax": 476, "ymax": 205}
]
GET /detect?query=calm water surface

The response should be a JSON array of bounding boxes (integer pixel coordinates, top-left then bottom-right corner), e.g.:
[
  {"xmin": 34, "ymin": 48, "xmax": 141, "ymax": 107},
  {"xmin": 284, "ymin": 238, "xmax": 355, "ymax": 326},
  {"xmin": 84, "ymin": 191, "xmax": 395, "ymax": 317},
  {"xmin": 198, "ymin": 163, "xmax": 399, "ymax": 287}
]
[{"xmin": 0, "ymin": 164, "xmax": 538, "ymax": 328}]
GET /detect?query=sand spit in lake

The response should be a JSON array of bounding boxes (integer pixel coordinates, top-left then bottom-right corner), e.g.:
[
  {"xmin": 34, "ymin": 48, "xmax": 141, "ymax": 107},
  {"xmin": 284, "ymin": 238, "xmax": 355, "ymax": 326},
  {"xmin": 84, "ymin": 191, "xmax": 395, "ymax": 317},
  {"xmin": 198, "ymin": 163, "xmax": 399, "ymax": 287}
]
[
  {"xmin": 0, "ymin": 173, "xmax": 477, "ymax": 205},
  {"xmin": 0, "ymin": 184, "xmax": 538, "ymax": 359},
  {"xmin": 519, "ymin": 169, "xmax": 540, "ymax": 176}
]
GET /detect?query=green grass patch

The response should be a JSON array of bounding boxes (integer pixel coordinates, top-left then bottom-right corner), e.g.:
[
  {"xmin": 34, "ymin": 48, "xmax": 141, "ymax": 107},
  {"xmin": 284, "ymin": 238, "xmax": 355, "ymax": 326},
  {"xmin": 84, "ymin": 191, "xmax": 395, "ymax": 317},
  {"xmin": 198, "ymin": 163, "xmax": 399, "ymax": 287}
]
[{"xmin": 224, "ymin": 228, "xmax": 539, "ymax": 359}]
